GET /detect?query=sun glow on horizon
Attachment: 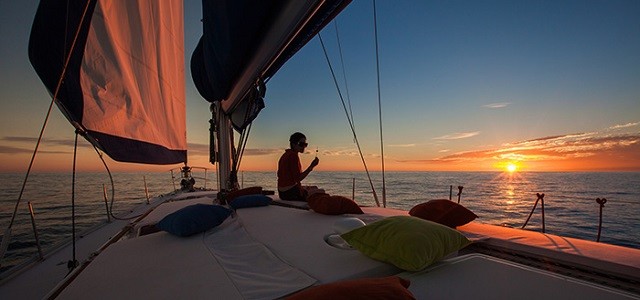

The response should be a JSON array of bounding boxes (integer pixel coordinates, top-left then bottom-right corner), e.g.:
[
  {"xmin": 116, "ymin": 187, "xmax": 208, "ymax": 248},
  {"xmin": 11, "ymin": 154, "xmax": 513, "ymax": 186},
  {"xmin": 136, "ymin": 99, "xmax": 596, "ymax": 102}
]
[{"xmin": 507, "ymin": 163, "xmax": 518, "ymax": 173}]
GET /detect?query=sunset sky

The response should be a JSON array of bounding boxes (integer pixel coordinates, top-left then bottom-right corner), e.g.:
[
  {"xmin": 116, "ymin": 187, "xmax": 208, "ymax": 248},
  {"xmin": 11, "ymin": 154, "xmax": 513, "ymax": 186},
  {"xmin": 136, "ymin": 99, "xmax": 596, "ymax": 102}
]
[{"xmin": 1, "ymin": 0, "xmax": 639, "ymax": 173}]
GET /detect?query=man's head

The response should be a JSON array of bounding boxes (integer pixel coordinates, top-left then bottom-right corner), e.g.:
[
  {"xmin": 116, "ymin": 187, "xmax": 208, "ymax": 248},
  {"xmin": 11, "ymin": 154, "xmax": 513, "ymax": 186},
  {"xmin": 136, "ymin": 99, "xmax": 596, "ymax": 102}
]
[{"xmin": 289, "ymin": 132, "xmax": 308, "ymax": 152}]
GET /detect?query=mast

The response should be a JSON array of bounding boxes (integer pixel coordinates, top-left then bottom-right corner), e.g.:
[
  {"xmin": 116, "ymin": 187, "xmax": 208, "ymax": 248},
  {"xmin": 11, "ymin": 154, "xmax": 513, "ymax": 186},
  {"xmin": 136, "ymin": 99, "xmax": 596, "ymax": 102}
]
[{"xmin": 213, "ymin": 102, "xmax": 237, "ymax": 191}]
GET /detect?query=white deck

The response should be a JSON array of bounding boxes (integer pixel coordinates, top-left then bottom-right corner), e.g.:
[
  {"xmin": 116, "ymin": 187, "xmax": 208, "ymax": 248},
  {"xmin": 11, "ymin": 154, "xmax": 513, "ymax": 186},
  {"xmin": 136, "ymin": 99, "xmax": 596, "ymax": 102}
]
[
  {"xmin": 54, "ymin": 199, "xmax": 401, "ymax": 299},
  {"xmin": 403, "ymin": 254, "xmax": 639, "ymax": 300},
  {"xmin": 2, "ymin": 192, "xmax": 639, "ymax": 299}
]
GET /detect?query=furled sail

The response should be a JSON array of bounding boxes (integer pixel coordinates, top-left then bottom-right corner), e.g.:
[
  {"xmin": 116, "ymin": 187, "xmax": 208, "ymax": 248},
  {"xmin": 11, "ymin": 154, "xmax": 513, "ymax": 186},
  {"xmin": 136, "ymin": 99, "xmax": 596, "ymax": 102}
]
[
  {"xmin": 191, "ymin": 0, "xmax": 351, "ymax": 130},
  {"xmin": 29, "ymin": 0, "xmax": 187, "ymax": 164}
]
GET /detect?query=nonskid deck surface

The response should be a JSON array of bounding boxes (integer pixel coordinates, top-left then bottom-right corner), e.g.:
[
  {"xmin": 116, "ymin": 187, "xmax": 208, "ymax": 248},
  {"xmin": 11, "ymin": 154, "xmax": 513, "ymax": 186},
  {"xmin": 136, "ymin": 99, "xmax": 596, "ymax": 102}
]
[
  {"xmin": 2, "ymin": 191, "xmax": 639, "ymax": 299},
  {"xmin": 0, "ymin": 190, "xmax": 217, "ymax": 299},
  {"xmin": 402, "ymin": 254, "xmax": 639, "ymax": 300}
]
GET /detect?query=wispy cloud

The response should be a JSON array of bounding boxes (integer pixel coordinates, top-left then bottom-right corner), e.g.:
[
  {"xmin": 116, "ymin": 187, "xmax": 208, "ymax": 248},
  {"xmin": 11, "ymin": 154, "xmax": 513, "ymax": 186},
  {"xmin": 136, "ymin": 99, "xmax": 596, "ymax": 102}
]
[
  {"xmin": 187, "ymin": 142, "xmax": 281, "ymax": 157},
  {"xmin": 609, "ymin": 122, "xmax": 639, "ymax": 130},
  {"xmin": 427, "ymin": 132, "xmax": 639, "ymax": 164},
  {"xmin": 0, "ymin": 145, "xmax": 33, "ymax": 154},
  {"xmin": 1, "ymin": 136, "xmax": 90, "ymax": 154},
  {"xmin": 433, "ymin": 132, "xmax": 480, "ymax": 140},
  {"xmin": 483, "ymin": 102, "xmax": 511, "ymax": 108},
  {"xmin": 245, "ymin": 149, "xmax": 283, "ymax": 156},
  {"xmin": 315, "ymin": 149, "xmax": 358, "ymax": 157},
  {"xmin": 0, "ymin": 145, "xmax": 70, "ymax": 155}
]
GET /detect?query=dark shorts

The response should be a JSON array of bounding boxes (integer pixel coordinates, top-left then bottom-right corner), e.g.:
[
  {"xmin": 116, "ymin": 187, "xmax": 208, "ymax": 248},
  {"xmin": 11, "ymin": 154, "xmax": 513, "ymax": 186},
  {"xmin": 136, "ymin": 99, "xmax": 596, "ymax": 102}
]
[{"xmin": 278, "ymin": 185, "xmax": 306, "ymax": 201}]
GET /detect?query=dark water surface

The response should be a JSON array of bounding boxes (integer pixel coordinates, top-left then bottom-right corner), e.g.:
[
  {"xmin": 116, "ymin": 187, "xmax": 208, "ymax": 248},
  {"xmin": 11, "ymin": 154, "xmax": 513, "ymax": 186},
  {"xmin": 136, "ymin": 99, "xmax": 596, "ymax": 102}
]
[{"xmin": 1, "ymin": 171, "xmax": 638, "ymax": 273}]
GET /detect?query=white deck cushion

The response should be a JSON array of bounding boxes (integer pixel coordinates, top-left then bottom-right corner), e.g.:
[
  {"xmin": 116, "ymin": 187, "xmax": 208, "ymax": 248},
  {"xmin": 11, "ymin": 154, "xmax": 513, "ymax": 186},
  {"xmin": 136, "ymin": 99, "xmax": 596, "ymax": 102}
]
[
  {"xmin": 58, "ymin": 230, "xmax": 243, "ymax": 299},
  {"xmin": 235, "ymin": 205, "xmax": 401, "ymax": 283}
]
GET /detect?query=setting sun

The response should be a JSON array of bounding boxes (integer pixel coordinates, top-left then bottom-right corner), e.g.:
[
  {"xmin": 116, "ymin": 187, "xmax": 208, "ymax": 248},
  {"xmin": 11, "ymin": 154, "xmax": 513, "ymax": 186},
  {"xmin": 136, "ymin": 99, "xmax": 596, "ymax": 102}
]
[{"xmin": 506, "ymin": 163, "xmax": 518, "ymax": 173}]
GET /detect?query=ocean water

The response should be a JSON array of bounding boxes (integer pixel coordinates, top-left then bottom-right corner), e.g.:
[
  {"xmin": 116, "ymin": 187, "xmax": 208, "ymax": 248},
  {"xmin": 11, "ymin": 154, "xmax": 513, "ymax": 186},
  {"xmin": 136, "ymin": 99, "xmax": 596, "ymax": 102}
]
[{"xmin": 1, "ymin": 171, "xmax": 639, "ymax": 273}]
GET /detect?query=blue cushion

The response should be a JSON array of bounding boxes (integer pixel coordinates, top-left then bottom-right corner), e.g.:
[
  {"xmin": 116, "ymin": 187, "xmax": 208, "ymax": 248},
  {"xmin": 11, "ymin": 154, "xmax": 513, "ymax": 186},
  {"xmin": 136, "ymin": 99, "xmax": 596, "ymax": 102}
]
[
  {"xmin": 157, "ymin": 204, "xmax": 231, "ymax": 237},
  {"xmin": 229, "ymin": 194, "xmax": 271, "ymax": 209}
]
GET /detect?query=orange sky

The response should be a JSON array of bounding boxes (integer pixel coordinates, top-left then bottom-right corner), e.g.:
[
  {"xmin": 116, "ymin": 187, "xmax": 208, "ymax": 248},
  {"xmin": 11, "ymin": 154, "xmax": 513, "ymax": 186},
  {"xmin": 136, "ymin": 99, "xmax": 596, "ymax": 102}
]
[
  {"xmin": 1, "ymin": 126, "xmax": 638, "ymax": 173},
  {"xmin": 2, "ymin": 1, "xmax": 639, "ymax": 175}
]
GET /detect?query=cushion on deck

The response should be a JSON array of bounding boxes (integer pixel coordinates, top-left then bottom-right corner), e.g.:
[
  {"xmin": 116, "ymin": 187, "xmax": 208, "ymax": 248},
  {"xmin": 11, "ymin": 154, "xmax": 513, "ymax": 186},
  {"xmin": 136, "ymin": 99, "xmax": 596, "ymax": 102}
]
[
  {"xmin": 157, "ymin": 204, "xmax": 231, "ymax": 237},
  {"xmin": 307, "ymin": 194, "xmax": 364, "ymax": 215},
  {"xmin": 409, "ymin": 199, "xmax": 478, "ymax": 228},
  {"xmin": 229, "ymin": 194, "xmax": 271, "ymax": 209},
  {"xmin": 286, "ymin": 276, "xmax": 415, "ymax": 300},
  {"xmin": 226, "ymin": 186, "xmax": 263, "ymax": 202},
  {"xmin": 341, "ymin": 216, "xmax": 471, "ymax": 271}
]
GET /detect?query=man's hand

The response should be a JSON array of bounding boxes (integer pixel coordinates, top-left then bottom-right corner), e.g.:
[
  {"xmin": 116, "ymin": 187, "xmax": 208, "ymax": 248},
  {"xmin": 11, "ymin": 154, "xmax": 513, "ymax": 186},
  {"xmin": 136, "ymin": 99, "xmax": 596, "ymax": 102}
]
[{"xmin": 310, "ymin": 157, "xmax": 320, "ymax": 168}]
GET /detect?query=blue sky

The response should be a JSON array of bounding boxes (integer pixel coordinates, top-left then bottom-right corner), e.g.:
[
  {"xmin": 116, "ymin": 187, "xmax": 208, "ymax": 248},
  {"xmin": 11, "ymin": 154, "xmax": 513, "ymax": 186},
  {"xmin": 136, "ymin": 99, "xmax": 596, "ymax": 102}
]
[{"xmin": 1, "ymin": 0, "xmax": 639, "ymax": 172}]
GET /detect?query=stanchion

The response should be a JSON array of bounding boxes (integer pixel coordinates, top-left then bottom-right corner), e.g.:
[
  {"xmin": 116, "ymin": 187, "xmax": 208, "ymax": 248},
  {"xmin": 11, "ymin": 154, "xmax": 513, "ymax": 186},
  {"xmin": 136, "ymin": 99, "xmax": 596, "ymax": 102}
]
[
  {"xmin": 143, "ymin": 176, "xmax": 150, "ymax": 205},
  {"xmin": 596, "ymin": 198, "xmax": 607, "ymax": 242},
  {"xmin": 103, "ymin": 184, "xmax": 111, "ymax": 222},
  {"xmin": 27, "ymin": 202, "xmax": 44, "ymax": 260},
  {"xmin": 352, "ymin": 178, "xmax": 356, "ymax": 201},
  {"xmin": 522, "ymin": 193, "xmax": 545, "ymax": 232}
]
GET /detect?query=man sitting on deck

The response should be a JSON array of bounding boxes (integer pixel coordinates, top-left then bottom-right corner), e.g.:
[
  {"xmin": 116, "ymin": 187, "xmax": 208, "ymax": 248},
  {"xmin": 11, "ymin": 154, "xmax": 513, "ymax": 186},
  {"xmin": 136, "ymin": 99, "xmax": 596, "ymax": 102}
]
[{"xmin": 277, "ymin": 132, "xmax": 321, "ymax": 201}]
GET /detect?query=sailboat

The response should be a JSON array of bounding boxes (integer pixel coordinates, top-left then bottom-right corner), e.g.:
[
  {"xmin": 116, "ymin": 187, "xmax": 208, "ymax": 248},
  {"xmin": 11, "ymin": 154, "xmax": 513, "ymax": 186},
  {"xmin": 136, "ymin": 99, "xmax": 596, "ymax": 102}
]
[{"xmin": 1, "ymin": 0, "xmax": 639, "ymax": 299}]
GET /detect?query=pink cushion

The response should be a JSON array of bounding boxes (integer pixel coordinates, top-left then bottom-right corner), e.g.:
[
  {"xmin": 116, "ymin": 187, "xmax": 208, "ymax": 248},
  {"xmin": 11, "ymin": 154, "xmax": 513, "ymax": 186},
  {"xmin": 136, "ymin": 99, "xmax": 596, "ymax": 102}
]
[
  {"xmin": 286, "ymin": 276, "xmax": 415, "ymax": 299},
  {"xmin": 409, "ymin": 199, "xmax": 477, "ymax": 228},
  {"xmin": 308, "ymin": 195, "xmax": 363, "ymax": 215}
]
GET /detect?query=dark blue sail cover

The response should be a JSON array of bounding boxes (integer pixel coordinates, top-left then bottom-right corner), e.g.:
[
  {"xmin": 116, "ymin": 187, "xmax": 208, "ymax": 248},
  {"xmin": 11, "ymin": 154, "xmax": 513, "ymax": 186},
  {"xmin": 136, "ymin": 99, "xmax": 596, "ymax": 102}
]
[
  {"xmin": 191, "ymin": 0, "xmax": 350, "ymax": 129},
  {"xmin": 29, "ymin": 0, "xmax": 187, "ymax": 164}
]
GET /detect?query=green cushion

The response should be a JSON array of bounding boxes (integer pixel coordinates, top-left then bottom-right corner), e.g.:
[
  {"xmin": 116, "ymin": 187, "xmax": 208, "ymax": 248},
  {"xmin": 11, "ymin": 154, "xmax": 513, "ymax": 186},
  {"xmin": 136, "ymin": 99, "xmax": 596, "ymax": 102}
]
[{"xmin": 341, "ymin": 216, "xmax": 471, "ymax": 271}]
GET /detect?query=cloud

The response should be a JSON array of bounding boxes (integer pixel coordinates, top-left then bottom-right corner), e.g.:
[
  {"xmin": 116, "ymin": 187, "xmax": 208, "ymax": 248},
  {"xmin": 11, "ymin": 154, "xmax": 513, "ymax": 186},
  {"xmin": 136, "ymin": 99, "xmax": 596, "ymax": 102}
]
[
  {"xmin": 394, "ymin": 125, "xmax": 640, "ymax": 172},
  {"xmin": 0, "ymin": 145, "xmax": 32, "ymax": 154},
  {"xmin": 388, "ymin": 144, "xmax": 416, "ymax": 148},
  {"xmin": 187, "ymin": 142, "xmax": 282, "ymax": 157},
  {"xmin": 427, "ymin": 132, "xmax": 640, "ymax": 164},
  {"xmin": 244, "ymin": 149, "xmax": 283, "ymax": 156},
  {"xmin": 316, "ymin": 149, "xmax": 359, "ymax": 157},
  {"xmin": 433, "ymin": 132, "xmax": 480, "ymax": 140},
  {"xmin": 483, "ymin": 102, "xmax": 511, "ymax": 108},
  {"xmin": 2, "ymin": 136, "xmax": 91, "ymax": 148},
  {"xmin": 0, "ymin": 145, "xmax": 70, "ymax": 155},
  {"xmin": 609, "ymin": 122, "xmax": 639, "ymax": 130}
]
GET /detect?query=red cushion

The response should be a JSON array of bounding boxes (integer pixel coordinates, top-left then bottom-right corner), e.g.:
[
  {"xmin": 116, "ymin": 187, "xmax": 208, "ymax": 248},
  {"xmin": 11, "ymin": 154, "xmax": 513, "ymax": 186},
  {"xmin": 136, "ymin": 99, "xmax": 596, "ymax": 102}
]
[
  {"xmin": 307, "ymin": 195, "xmax": 364, "ymax": 215},
  {"xmin": 226, "ymin": 186, "xmax": 263, "ymax": 202},
  {"xmin": 409, "ymin": 199, "xmax": 478, "ymax": 228},
  {"xmin": 286, "ymin": 276, "xmax": 415, "ymax": 300}
]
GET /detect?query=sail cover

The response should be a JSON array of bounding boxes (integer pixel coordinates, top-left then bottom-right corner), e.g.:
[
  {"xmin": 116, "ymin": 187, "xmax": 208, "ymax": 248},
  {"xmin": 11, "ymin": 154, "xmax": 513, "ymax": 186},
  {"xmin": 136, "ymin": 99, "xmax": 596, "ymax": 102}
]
[
  {"xmin": 191, "ymin": 0, "xmax": 351, "ymax": 122},
  {"xmin": 29, "ymin": 0, "xmax": 187, "ymax": 164}
]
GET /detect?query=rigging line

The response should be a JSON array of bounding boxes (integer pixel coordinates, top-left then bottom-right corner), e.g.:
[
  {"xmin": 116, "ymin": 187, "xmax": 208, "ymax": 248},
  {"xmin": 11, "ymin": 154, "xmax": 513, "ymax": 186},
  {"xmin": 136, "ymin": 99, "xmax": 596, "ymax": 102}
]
[
  {"xmin": 334, "ymin": 20, "xmax": 354, "ymax": 129},
  {"xmin": 68, "ymin": 131, "xmax": 80, "ymax": 273},
  {"xmin": 237, "ymin": 122, "xmax": 253, "ymax": 172},
  {"xmin": 234, "ymin": 99, "xmax": 254, "ymax": 174},
  {"xmin": 373, "ymin": 0, "xmax": 387, "ymax": 208},
  {"xmin": 95, "ymin": 143, "xmax": 141, "ymax": 221},
  {"xmin": 1, "ymin": 0, "xmax": 94, "ymax": 261},
  {"xmin": 318, "ymin": 33, "xmax": 380, "ymax": 207}
]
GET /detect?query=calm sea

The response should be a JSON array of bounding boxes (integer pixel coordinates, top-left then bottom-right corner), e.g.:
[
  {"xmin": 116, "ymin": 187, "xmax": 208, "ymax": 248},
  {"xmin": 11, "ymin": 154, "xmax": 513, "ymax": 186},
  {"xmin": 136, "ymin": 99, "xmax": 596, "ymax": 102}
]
[{"xmin": 1, "ymin": 171, "xmax": 639, "ymax": 273}]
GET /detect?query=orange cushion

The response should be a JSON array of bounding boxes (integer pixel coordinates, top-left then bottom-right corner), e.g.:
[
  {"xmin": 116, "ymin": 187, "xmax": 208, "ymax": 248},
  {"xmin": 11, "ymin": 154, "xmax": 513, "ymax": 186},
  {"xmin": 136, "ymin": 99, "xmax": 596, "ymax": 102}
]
[
  {"xmin": 409, "ymin": 199, "xmax": 477, "ymax": 228},
  {"xmin": 226, "ymin": 186, "xmax": 263, "ymax": 202},
  {"xmin": 286, "ymin": 276, "xmax": 415, "ymax": 300},
  {"xmin": 308, "ymin": 195, "xmax": 364, "ymax": 215}
]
